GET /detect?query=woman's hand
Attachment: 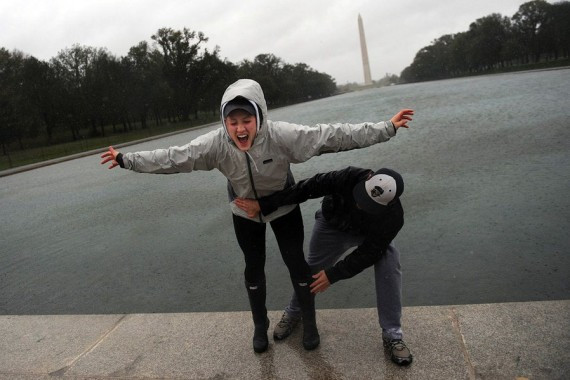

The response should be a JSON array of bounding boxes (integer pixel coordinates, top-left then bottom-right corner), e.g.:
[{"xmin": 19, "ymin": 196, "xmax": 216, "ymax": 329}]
[
  {"xmin": 100, "ymin": 146, "xmax": 120, "ymax": 169},
  {"xmin": 234, "ymin": 197, "xmax": 261, "ymax": 218},
  {"xmin": 310, "ymin": 270, "xmax": 331, "ymax": 294},
  {"xmin": 390, "ymin": 109, "xmax": 414, "ymax": 129}
]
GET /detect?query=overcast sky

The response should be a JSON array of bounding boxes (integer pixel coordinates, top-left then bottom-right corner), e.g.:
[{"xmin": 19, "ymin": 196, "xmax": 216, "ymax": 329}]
[{"xmin": 1, "ymin": 0, "xmax": 531, "ymax": 84}]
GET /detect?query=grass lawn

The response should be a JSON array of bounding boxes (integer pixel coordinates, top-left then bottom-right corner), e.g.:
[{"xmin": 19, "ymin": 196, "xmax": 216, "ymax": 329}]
[{"xmin": 0, "ymin": 118, "xmax": 217, "ymax": 172}]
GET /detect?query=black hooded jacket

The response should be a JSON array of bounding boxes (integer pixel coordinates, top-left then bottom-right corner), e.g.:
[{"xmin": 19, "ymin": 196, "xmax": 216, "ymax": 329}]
[{"xmin": 258, "ymin": 166, "xmax": 404, "ymax": 284}]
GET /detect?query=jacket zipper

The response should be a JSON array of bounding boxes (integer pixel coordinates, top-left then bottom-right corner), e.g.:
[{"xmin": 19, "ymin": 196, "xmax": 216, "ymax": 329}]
[{"xmin": 245, "ymin": 152, "xmax": 263, "ymax": 223}]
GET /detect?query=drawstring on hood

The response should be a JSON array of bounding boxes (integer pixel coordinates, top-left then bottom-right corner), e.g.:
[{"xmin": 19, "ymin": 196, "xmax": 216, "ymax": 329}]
[{"xmin": 245, "ymin": 151, "xmax": 260, "ymax": 173}]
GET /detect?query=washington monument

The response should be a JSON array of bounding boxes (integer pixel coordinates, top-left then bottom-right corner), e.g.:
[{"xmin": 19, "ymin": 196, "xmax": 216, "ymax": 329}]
[{"xmin": 358, "ymin": 14, "xmax": 372, "ymax": 85}]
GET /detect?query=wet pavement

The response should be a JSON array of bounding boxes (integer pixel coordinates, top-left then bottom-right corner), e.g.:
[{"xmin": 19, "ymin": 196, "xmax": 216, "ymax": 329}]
[{"xmin": 1, "ymin": 69, "xmax": 569, "ymax": 315}]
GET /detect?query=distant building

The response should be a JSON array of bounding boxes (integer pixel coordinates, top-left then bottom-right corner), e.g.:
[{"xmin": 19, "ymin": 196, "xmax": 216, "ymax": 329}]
[{"xmin": 358, "ymin": 14, "xmax": 372, "ymax": 86}]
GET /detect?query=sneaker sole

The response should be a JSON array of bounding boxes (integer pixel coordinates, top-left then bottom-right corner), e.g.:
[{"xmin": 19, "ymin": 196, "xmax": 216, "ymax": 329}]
[{"xmin": 392, "ymin": 355, "xmax": 413, "ymax": 366}]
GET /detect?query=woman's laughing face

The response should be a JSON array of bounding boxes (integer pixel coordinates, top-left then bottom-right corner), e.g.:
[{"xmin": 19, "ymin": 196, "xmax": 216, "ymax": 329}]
[{"xmin": 225, "ymin": 110, "xmax": 257, "ymax": 151}]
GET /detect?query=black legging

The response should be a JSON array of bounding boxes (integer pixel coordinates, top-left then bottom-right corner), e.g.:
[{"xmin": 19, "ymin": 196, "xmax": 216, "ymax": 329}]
[{"xmin": 232, "ymin": 205, "xmax": 311, "ymax": 283}]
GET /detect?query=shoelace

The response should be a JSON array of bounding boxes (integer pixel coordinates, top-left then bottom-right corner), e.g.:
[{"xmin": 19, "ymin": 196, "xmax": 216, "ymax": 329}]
[
  {"xmin": 277, "ymin": 313, "xmax": 296, "ymax": 328},
  {"xmin": 387, "ymin": 340, "xmax": 408, "ymax": 352}
]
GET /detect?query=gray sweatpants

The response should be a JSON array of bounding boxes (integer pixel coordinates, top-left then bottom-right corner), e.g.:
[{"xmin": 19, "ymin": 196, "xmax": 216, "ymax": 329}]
[{"xmin": 284, "ymin": 209, "xmax": 403, "ymax": 340}]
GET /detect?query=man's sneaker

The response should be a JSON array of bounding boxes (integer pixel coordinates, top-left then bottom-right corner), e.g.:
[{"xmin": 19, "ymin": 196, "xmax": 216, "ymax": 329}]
[
  {"xmin": 383, "ymin": 338, "xmax": 413, "ymax": 366},
  {"xmin": 273, "ymin": 312, "xmax": 300, "ymax": 340}
]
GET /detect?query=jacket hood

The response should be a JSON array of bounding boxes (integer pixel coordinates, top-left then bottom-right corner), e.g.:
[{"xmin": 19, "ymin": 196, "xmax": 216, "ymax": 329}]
[{"xmin": 220, "ymin": 79, "xmax": 268, "ymax": 142}]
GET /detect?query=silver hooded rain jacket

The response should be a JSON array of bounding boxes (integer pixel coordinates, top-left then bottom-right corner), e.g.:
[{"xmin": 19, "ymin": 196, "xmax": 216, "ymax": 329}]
[{"xmin": 121, "ymin": 79, "xmax": 397, "ymax": 222}]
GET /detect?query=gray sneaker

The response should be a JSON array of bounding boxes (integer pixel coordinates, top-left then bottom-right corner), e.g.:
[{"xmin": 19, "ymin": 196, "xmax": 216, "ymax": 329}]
[
  {"xmin": 273, "ymin": 312, "xmax": 300, "ymax": 340},
  {"xmin": 383, "ymin": 338, "xmax": 413, "ymax": 366}
]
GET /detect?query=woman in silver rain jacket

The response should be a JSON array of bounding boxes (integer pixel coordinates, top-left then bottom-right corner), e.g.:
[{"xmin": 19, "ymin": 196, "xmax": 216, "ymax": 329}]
[{"xmin": 101, "ymin": 78, "xmax": 414, "ymax": 353}]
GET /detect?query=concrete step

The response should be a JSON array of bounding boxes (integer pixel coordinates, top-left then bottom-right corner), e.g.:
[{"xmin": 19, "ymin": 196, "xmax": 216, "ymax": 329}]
[{"xmin": 0, "ymin": 300, "xmax": 568, "ymax": 379}]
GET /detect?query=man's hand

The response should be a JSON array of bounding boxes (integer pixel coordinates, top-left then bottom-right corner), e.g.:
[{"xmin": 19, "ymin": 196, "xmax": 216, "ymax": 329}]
[
  {"xmin": 234, "ymin": 197, "xmax": 261, "ymax": 218},
  {"xmin": 100, "ymin": 146, "xmax": 120, "ymax": 169},
  {"xmin": 310, "ymin": 270, "xmax": 331, "ymax": 294},
  {"xmin": 390, "ymin": 109, "xmax": 414, "ymax": 129}
]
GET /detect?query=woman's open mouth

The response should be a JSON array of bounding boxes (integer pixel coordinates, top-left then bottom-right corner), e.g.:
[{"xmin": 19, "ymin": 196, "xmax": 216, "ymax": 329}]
[{"xmin": 237, "ymin": 134, "xmax": 249, "ymax": 144}]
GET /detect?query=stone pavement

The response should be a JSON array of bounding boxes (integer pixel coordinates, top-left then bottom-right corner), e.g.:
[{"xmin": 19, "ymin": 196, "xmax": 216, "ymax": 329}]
[{"xmin": 0, "ymin": 300, "xmax": 568, "ymax": 379}]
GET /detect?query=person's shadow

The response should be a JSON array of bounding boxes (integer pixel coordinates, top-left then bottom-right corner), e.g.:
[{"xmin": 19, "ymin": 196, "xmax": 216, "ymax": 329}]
[{"xmin": 266, "ymin": 326, "xmax": 344, "ymax": 380}]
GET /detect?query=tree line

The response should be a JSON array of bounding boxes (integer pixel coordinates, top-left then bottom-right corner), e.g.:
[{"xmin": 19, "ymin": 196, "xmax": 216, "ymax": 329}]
[
  {"xmin": 0, "ymin": 27, "xmax": 337, "ymax": 155},
  {"xmin": 400, "ymin": 0, "xmax": 570, "ymax": 83}
]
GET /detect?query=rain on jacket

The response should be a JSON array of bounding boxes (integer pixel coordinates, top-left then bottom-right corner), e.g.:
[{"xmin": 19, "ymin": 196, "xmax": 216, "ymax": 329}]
[{"xmin": 121, "ymin": 79, "xmax": 398, "ymax": 222}]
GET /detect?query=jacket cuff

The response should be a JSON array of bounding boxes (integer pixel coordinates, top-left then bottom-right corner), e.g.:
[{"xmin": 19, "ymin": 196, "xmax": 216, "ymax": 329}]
[
  {"xmin": 116, "ymin": 153, "xmax": 125, "ymax": 168},
  {"xmin": 325, "ymin": 267, "xmax": 341, "ymax": 285},
  {"xmin": 386, "ymin": 120, "xmax": 397, "ymax": 136},
  {"xmin": 258, "ymin": 198, "xmax": 278, "ymax": 216}
]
